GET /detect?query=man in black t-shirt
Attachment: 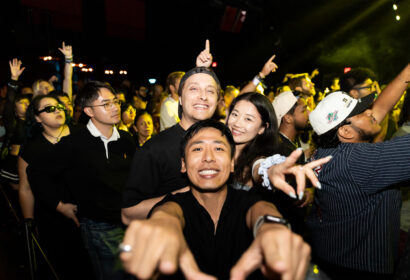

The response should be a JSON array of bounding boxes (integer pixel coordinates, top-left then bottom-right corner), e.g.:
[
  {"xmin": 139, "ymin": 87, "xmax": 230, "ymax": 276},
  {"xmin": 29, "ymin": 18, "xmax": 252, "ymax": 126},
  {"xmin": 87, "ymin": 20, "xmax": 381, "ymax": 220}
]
[
  {"xmin": 121, "ymin": 40, "xmax": 220, "ymax": 222},
  {"xmin": 120, "ymin": 120, "xmax": 311, "ymax": 280}
]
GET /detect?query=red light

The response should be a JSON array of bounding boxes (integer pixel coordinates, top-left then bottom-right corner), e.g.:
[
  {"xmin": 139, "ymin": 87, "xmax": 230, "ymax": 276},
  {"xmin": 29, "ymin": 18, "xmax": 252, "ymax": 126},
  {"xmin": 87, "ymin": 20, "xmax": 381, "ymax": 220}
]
[
  {"xmin": 344, "ymin": 67, "xmax": 352, "ymax": 73},
  {"xmin": 212, "ymin": 62, "xmax": 217, "ymax": 68}
]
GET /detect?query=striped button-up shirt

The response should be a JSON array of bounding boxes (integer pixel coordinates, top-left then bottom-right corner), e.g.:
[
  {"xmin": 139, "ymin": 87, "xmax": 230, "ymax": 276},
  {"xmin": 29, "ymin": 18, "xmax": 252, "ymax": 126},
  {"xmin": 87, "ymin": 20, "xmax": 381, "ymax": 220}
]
[{"xmin": 307, "ymin": 133, "xmax": 410, "ymax": 274}]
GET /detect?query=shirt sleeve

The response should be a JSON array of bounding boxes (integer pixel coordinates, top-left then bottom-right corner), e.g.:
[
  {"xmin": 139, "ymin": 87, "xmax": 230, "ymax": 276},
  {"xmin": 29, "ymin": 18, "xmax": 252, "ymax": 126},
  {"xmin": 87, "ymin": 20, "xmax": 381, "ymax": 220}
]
[{"xmin": 348, "ymin": 133, "xmax": 410, "ymax": 193}]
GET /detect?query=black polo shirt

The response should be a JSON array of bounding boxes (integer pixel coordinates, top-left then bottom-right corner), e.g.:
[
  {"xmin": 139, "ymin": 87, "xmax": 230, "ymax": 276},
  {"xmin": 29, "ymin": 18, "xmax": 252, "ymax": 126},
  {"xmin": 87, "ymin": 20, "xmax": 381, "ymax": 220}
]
[{"xmin": 151, "ymin": 186, "xmax": 265, "ymax": 279}]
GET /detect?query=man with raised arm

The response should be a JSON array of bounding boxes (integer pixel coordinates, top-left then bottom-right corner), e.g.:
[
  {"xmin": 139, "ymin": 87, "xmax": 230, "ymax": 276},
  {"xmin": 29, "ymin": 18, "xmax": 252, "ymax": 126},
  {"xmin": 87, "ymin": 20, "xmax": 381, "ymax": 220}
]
[
  {"xmin": 121, "ymin": 40, "xmax": 218, "ymax": 222},
  {"xmin": 120, "ymin": 119, "xmax": 330, "ymax": 280},
  {"xmin": 307, "ymin": 63, "xmax": 410, "ymax": 279}
]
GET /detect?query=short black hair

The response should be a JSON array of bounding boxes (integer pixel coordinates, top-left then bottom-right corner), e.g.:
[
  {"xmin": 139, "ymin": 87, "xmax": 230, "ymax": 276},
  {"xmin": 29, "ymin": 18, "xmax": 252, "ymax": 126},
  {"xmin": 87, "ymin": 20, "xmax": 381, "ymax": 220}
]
[
  {"xmin": 181, "ymin": 119, "xmax": 235, "ymax": 159},
  {"xmin": 339, "ymin": 68, "xmax": 377, "ymax": 93},
  {"xmin": 177, "ymin": 67, "xmax": 221, "ymax": 97},
  {"xmin": 75, "ymin": 81, "xmax": 116, "ymax": 109}
]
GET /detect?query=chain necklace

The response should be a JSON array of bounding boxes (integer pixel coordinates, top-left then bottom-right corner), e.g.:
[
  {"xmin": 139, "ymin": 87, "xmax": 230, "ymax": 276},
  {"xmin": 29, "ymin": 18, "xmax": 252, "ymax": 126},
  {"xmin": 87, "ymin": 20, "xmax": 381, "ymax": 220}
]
[{"xmin": 43, "ymin": 125, "xmax": 66, "ymax": 144}]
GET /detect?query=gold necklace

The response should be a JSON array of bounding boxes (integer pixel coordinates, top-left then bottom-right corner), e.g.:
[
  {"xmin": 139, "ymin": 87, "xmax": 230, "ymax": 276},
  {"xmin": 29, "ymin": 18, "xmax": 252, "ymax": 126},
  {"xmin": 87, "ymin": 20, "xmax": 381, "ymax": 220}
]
[{"xmin": 43, "ymin": 125, "xmax": 66, "ymax": 144}]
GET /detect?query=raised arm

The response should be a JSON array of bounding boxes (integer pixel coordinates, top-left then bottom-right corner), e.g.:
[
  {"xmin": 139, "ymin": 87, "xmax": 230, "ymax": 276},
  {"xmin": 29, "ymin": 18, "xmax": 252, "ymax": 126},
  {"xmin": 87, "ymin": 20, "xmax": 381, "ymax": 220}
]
[
  {"xmin": 372, "ymin": 63, "xmax": 410, "ymax": 123},
  {"xmin": 120, "ymin": 201, "xmax": 215, "ymax": 280},
  {"xmin": 58, "ymin": 41, "xmax": 73, "ymax": 101},
  {"xmin": 231, "ymin": 200, "xmax": 310, "ymax": 280},
  {"xmin": 239, "ymin": 54, "xmax": 278, "ymax": 95}
]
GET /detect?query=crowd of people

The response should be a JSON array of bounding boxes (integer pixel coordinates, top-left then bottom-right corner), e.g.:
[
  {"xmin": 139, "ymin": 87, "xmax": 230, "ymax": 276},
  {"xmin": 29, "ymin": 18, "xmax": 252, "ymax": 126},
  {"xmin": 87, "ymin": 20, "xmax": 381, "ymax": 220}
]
[{"xmin": 0, "ymin": 39, "xmax": 409, "ymax": 280}]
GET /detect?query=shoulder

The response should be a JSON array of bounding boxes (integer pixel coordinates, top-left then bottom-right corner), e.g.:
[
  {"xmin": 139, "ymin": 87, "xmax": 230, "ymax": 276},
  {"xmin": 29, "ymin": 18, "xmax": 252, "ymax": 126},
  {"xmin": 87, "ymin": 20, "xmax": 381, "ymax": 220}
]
[{"xmin": 145, "ymin": 124, "xmax": 184, "ymax": 147}]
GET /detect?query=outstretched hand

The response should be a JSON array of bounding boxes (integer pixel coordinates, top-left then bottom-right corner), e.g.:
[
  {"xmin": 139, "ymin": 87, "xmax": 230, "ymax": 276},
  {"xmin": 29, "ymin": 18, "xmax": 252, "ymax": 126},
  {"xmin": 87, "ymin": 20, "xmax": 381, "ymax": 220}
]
[
  {"xmin": 58, "ymin": 41, "xmax": 73, "ymax": 58},
  {"xmin": 230, "ymin": 223, "xmax": 310, "ymax": 280},
  {"xmin": 196, "ymin": 39, "xmax": 213, "ymax": 68},
  {"xmin": 260, "ymin": 54, "xmax": 278, "ymax": 78},
  {"xmin": 9, "ymin": 58, "xmax": 25, "ymax": 81},
  {"xmin": 120, "ymin": 216, "xmax": 216, "ymax": 280},
  {"xmin": 268, "ymin": 148, "xmax": 331, "ymax": 199},
  {"xmin": 56, "ymin": 202, "xmax": 79, "ymax": 227}
]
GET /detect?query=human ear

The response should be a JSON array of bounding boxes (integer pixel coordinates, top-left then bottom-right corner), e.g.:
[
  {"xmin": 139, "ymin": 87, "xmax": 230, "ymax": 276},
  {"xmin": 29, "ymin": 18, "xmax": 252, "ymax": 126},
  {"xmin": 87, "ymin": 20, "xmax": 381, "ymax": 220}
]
[
  {"xmin": 349, "ymin": 89, "xmax": 359, "ymax": 99},
  {"xmin": 337, "ymin": 125, "xmax": 355, "ymax": 140},
  {"xmin": 83, "ymin": 107, "xmax": 94, "ymax": 118},
  {"xmin": 230, "ymin": 158, "xmax": 234, "ymax": 172},
  {"xmin": 181, "ymin": 158, "xmax": 187, "ymax": 173}
]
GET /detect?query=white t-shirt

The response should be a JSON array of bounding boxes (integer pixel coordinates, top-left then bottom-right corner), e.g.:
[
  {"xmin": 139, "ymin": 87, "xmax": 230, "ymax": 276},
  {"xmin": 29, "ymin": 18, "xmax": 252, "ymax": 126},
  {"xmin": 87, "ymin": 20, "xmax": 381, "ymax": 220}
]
[{"xmin": 160, "ymin": 96, "xmax": 180, "ymax": 131}]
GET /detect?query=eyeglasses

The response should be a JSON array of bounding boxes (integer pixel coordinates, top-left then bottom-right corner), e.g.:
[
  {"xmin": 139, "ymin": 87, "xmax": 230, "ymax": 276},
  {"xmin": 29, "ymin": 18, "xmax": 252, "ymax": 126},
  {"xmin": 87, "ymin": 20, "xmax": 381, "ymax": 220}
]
[
  {"xmin": 87, "ymin": 99, "xmax": 121, "ymax": 110},
  {"xmin": 352, "ymin": 81, "xmax": 378, "ymax": 91},
  {"xmin": 36, "ymin": 103, "xmax": 66, "ymax": 114}
]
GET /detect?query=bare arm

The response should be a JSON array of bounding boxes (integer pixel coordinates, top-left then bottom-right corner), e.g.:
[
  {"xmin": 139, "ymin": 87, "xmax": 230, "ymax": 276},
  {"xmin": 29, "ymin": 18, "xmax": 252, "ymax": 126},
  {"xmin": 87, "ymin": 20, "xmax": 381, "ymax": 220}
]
[
  {"xmin": 372, "ymin": 63, "xmax": 410, "ymax": 123},
  {"xmin": 231, "ymin": 201, "xmax": 311, "ymax": 280},
  {"xmin": 122, "ymin": 186, "xmax": 190, "ymax": 224},
  {"xmin": 18, "ymin": 157, "xmax": 34, "ymax": 219},
  {"xmin": 239, "ymin": 54, "xmax": 278, "ymax": 95},
  {"xmin": 120, "ymin": 201, "xmax": 215, "ymax": 279},
  {"xmin": 58, "ymin": 42, "xmax": 73, "ymax": 101}
]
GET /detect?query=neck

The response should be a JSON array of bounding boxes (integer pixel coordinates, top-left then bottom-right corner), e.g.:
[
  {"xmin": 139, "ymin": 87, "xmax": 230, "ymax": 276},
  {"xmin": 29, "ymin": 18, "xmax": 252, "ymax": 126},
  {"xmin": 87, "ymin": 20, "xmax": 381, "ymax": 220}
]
[
  {"xmin": 179, "ymin": 116, "xmax": 195, "ymax": 130},
  {"xmin": 171, "ymin": 92, "xmax": 179, "ymax": 101},
  {"xmin": 191, "ymin": 186, "xmax": 227, "ymax": 229},
  {"xmin": 138, "ymin": 134, "xmax": 150, "ymax": 146},
  {"xmin": 43, "ymin": 124, "xmax": 67, "ymax": 143},
  {"xmin": 234, "ymin": 143, "xmax": 246, "ymax": 161},
  {"xmin": 91, "ymin": 119, "xmax": 114, "ymax": 138},
  {"xmin": 279, "ymin": 125, "xmax": 297, "ymax": 142}
]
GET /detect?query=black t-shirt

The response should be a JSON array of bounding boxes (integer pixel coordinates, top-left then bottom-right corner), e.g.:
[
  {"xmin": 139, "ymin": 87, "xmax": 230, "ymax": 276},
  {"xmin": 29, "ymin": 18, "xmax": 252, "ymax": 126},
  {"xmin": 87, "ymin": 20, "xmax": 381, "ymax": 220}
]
[
  {"xmin": 122, "ymin": 123, "xmax": 188, "ymax": 208},
  {"xmin": 20, "ymin": 133, "xmax": 73, "ymax": 226},
  {"xmin": 151, "ymin": 187, "xmax": 265, "ymax": 279}
]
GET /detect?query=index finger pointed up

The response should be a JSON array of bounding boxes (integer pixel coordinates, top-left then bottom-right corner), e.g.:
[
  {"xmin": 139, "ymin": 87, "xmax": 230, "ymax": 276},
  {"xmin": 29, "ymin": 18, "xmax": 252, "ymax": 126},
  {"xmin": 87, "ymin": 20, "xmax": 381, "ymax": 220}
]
[
  {"xmin": 205, "ymin": 39, "xmax": 210, "ymax": 53},
  {"xmin": 268, "ymin": 54, "xmax": 276, "ymax": 62}
]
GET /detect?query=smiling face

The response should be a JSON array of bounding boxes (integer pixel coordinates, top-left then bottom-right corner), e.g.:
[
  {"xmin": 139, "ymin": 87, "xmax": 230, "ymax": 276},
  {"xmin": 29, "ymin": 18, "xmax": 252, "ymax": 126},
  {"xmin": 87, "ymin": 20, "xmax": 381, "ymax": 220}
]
[
  {"xmin": 179, "ymin": 73, "xmax": 218, "ymax": 127},
  {"xmin": 227, "ymin": 100, "xmax": 265, "ymax": 146},
  {"xmin": 181, "ymin": 127, "xmax": 234, "ymax": 192}
]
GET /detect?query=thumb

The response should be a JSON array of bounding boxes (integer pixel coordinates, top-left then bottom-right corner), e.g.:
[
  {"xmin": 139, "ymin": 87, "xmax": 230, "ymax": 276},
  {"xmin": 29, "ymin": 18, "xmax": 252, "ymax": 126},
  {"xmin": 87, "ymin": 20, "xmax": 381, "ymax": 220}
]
[
  {"xmin": 230, "ymin": 241, "xmax": 263, "ymax": 280},
  {"xmin": 71, "ymin": 215, "xmax": 80, "ymax": 227},
  {"xmin": 180, "ymin": 249, "xmax": 216, "ymax": 280}
]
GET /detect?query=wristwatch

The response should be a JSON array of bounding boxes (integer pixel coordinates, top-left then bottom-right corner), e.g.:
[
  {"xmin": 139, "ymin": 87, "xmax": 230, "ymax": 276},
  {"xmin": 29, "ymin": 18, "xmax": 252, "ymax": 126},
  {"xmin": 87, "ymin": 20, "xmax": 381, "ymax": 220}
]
[{"xmin": 253, "ymin": 215, "xmax": 291, "ymax": 237}]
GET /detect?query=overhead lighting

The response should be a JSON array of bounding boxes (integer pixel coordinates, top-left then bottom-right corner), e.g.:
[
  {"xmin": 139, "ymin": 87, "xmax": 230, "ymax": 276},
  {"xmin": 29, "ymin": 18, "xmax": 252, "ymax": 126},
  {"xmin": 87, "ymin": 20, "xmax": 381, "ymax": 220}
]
[
  {"xmin": 393, "ymin": 4, "xmax": 398, "ymax": 10},
  {"xmin": 396, "ymin": 15, "xmax": 401, "ymax": 21},
  {"xmin": 148, "ymin": 78, "xmax": 157, "ymax": 84}
]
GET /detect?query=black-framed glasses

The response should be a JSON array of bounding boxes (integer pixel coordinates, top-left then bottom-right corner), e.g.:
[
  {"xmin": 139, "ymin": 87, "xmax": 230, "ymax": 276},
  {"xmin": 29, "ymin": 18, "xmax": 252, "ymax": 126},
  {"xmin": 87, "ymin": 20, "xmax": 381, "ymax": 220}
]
[
  {"xmin": 36, "ymin": 103, "xmax": 66, "ymax": 114},
  {"xmin": 87, "ymin": 99, "xmax": 121, "ymax": 110}
]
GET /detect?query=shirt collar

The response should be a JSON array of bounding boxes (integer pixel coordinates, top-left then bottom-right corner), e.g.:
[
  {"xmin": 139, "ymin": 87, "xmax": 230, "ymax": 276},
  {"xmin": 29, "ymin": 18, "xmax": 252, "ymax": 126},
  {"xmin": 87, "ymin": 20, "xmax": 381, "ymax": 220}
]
[{"xmin": 86, "ymin": 119, "xmax": 120, "ymax": 141}]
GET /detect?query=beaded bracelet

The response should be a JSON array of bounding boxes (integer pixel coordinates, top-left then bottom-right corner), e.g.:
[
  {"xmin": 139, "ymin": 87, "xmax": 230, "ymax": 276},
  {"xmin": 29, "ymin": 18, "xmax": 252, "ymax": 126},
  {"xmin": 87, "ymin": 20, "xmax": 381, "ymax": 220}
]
[{"xmin": 257, "ymin": 154, "xmax": 287, "ymax": 190}]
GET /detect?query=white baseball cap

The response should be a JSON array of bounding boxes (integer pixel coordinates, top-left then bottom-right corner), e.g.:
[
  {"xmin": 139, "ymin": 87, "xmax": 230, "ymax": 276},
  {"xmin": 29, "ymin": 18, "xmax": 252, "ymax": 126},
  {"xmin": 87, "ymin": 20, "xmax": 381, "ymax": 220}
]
[
  {"xmin": 272, "ymin": 91, "xmax": 299, "ymax": 127},
  {"xmin": 309, "ymin": 91, "xmax": 374, "ymax": 135}
]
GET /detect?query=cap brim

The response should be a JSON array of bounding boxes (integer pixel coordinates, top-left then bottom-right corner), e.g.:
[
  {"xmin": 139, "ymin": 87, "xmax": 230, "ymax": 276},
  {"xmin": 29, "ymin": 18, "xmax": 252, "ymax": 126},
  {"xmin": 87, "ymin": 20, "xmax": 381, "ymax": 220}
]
[{"xmin": 347, "ymin": 92, "xmax": 375, "ymax": 118}]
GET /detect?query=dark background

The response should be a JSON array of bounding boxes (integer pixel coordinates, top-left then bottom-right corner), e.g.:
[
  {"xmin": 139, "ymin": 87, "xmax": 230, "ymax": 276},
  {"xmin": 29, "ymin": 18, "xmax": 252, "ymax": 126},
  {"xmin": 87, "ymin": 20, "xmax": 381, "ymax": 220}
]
[{"xmin": 1, "ymin": 0, "xmax": 409, "ymax": 91}]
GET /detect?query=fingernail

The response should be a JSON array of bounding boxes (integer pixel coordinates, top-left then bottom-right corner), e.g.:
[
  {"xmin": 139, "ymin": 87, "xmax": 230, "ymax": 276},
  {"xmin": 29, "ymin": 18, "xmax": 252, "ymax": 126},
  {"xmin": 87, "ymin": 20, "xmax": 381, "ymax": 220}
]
[
  {"xmin": 326, "ymin": 155, "xmax": 333, "ymax": 160},
  {"xmin": 298, "ymin": 191, "xmax": 304, "ymax": 200},
  {"xmin": 288, "ymin": 192, "xmax": 297, "ymax": 199},
  {"xmin": 316, "ymin": 182, "xmax": 322, "ymax": 189},
  {"xmin": 297, "ymin": 147, "xmax": 303, "ymax": 151}
]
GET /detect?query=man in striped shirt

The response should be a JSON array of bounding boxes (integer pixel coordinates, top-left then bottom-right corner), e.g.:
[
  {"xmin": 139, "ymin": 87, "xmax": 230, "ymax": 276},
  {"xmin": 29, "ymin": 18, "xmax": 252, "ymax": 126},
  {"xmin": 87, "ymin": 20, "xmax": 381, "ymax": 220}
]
[{"xmin": 307, "ymin": 64, "xmax": 410, "ymax": 279}]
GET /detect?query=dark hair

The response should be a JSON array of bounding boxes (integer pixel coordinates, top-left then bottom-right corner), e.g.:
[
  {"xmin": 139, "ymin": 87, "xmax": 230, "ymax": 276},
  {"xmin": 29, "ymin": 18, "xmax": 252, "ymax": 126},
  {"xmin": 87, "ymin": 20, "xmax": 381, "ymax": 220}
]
[
  {"xmin": 48, "ymin": 90, "xmax": 69, "ymax": 99},
  {"xmin": 24, "ymin": 95, "xmax": 66, "ymax": 140},
  {"xmin": 166, "ymin": 71, "xmax": 185, "ymax": 93},
  {"xmin": 134, "ymin": 110, "xmax": 152, "ymax": 126},
  {"xmin": 177, "ymin": 67, "xmax": 221, "ymax": 97},
  {"xmin": 181, "ymin": 119, "xmax": 235, "ymax": 159},
  {"xmin": 287, "ymin": 74, "xmax": 308, "ymax": 90},
  {"xmin": 339, "ymin": 68, "xmax": 377, "ymax": 93},
  {"xmin": 121, "ymin": 102, "xmax": 134, "ymax": 113},
  {"xmin": 75, "ymin": 81, "xmax": 116, "ymax": 109},
  {"xmin": 227, "ymin": 92, "xmax": 279, "ymax": 184}
]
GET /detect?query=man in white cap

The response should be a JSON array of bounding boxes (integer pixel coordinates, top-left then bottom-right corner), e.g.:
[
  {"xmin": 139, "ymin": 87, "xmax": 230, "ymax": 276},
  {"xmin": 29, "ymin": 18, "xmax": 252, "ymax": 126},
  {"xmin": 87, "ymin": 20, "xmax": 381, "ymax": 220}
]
[
  {"xmin": 307, "ymin": 64, "xmax": 410, "ymax": 279},
  {"xmin": 272, "ymin": 90, "xmax": 310, "ymax": 162}
]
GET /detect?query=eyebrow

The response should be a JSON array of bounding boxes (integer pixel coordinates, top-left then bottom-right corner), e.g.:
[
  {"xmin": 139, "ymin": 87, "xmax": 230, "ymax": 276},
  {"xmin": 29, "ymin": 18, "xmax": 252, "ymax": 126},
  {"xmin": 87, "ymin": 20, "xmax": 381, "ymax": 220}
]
[
  {"xmin": 187, "ymin": 82, "xmax": 217, "ymax": 89},
  {"xmin": 188, "ymin": 139, "xmax": 229, "ymax": 147},
  {"xmin": 232, "ymin": 109, "xmax": 257, "ymax": 118}
]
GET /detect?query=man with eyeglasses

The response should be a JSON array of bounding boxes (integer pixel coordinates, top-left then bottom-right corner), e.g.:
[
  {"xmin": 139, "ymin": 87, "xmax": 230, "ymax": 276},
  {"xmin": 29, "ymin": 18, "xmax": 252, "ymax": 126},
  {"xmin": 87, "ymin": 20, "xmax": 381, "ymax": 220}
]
[
  {"xmin": 44, "ymin": 81, "xmax": 136, "ymax": 280},
  {"xmin": 306, "ymin": 63, "xmax": 410, "ymax": 279}
]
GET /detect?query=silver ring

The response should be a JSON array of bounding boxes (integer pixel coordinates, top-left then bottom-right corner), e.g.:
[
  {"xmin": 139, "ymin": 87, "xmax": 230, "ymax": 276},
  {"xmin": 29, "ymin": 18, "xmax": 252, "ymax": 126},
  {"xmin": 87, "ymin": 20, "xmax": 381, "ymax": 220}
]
[{"xmin": 118, "ymin": 243, "xmax": 133, "ymax": 253}]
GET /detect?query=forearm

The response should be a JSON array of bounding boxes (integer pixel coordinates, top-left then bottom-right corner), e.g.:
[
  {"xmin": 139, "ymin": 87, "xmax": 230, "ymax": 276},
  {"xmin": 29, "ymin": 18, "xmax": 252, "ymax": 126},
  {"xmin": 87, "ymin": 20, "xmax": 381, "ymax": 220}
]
[
  {"xmin": 240, "ymin": 81, "xmax": 258, "ymax": 95},
  {"xmin": 373, "ymin": 63, "xmax": 410, "ymax": 122},
  {"xmin": 150, "ymin": 201, "xmax": 185, "ymax": 228},
  {"xmin": 246, "ymin": 200, "xmax": 282, "ymax": 230},
  {"xmin": 63, "ymin": 61, "xmax": 73, "ymax": 100},
  {"xmin": 19, "ymin": 188, "xmax": 34, "ymax": 219},
  {"xmin": 122, "ymin": 195, "xmax": 167, "ymax": 224}
]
